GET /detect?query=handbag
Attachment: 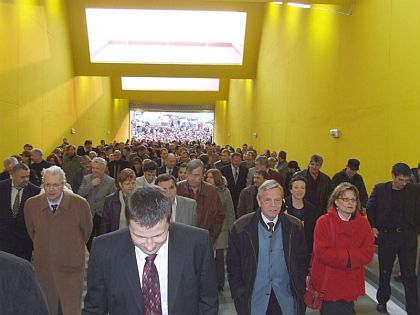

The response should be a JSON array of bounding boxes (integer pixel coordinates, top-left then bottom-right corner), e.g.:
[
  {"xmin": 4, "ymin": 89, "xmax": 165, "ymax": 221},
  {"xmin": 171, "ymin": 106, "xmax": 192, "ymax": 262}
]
[
  {"xmin": 304, "ymin": 275, "xmax": 323, "ymax": 309},
  {"xmin": 304, "ymin": 215, "xmax": 335, "ymax": 310}
]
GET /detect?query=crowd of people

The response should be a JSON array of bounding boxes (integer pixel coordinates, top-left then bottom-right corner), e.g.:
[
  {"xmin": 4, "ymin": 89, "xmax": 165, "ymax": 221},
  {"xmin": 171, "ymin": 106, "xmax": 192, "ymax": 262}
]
[
  {"xmin": 0, "ymin": 137, "xmax": 419, "ymax": 315},
  {"xmin": 130, "ymin": 112, "xmax": 214, "ymax": 143}
]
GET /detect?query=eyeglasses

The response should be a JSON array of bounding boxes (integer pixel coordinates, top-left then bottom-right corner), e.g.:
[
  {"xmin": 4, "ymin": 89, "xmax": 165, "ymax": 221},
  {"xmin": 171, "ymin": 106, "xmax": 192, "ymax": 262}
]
[
  {"xmin": 44, "ymin": 183, "xmax": 63, "ymax": 189},
  {"xmin": 338, "ymin": 197, "xmax": 357, "ymax": 203}
]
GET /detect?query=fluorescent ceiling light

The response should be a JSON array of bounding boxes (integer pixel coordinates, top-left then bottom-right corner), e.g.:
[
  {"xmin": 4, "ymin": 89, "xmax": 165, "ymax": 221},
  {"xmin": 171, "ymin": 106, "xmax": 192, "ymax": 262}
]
[
  {"xmin": 122, "ymin": 77, "xmax": 220, "ymax": 91},
  {"xmin": 85, "ymin": 9, "xmax": 247, "ymax": 65},
  {"xmin": 287, "ymin": 2, "xmax": 311, "ymax": 8}
]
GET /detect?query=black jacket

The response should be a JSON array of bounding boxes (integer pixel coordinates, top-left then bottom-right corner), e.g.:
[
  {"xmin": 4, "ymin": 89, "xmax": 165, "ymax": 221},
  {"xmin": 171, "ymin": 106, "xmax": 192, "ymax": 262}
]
[
  {"xmin": 367, "ymin": 182, "xmax": 420, "ymax": 231},
  {"xmin": 0, "ymin": 251, "xmax": 50, "ymax": 314},
  {"xmin": 331, "ymin": 169, "xmax": 369, "ymax": 208},
  {"xmin": 295, "ymin": 169, "xmax": 332, "ymax": 218},
  {"xmin": 0, "ymin": 179, "xmax": 41, "ymax": 261},
  {"xmin": 221, "ymin": 164, "xmax": 248, "ymax": 211},
  {"xmin": 226, "ymin": 209, "xmax": 307, "ymax": 315}
]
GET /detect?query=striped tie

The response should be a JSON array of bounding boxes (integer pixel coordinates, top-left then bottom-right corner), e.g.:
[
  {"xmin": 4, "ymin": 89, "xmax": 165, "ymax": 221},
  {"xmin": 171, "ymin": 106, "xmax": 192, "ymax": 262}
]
[{"xmin": 142, "ymin": 254, "xmax": 162, "ymax": 315}]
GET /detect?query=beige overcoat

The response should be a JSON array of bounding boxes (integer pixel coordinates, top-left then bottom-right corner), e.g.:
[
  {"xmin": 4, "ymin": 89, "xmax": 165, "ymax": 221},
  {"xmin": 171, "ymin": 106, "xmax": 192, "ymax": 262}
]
[{"xmin": 24, "ymin": 191, "xmax": 92, "ymax": 315}]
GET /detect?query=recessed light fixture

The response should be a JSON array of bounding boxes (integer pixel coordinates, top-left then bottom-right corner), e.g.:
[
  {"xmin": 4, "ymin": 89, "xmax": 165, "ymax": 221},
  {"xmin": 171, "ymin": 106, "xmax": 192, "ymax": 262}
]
[{"xmin": 287, "ymin": 2, "xmax": 311, "ymax": 9}]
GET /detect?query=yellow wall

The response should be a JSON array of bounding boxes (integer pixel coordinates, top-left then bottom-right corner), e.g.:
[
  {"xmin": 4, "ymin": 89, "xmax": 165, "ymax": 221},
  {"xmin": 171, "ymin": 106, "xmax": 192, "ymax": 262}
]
[
  {"xmin": 222, "ymin": 0, "xmax": 420, "ymax": 191},
  {"xmin": 0, "ymin": 0, "xmax": 129, "ymax": 160}
]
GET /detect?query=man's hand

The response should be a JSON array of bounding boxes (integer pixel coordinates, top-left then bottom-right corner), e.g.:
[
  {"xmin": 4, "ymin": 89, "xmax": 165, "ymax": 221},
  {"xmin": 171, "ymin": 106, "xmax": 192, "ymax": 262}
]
[
  {"xmin": 371, "ymin": 228, "xmax": 379, "ymax": 238},
  {"xmin": 92, "ymin": 177, "xmax": 101, "ymax": 187}
]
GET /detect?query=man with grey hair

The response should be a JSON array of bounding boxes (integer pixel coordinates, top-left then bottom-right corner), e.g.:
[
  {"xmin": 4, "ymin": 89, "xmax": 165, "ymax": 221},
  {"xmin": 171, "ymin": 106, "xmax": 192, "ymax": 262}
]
[
  {"xmin": 0, "ymin": 156, "xmax": 19, "ymax": 180},
  {"xmin": 83, "ymin": 186, "xmax": 218, "ymax": 315},
  {"xmin": 246, "ymin": 155, "xmax": 285, "ymax": 188},
  {"xmin": 227, "ymin": 179, "xmax": 307, "ymax": 315},
  {"xmin": 0, "ymin": 163, "xmax": 41, "ymax": 261},
  {"xmin": 79, "ymin": 157, "xmax": 116, "ymax": 251},
  {"xmin": 24, "ymin": 165, "xmax": 92, "ymax": 315},
  {"xmin": 177, "ymin": 159, "xmax": 224, "ymax": 244},
  {"xmin": 294, "ymin": 154, "xmax": 332, "ymax": 219}
]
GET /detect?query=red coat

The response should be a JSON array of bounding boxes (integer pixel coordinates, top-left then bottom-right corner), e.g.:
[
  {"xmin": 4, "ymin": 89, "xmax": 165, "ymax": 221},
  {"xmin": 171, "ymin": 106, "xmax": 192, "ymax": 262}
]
[{"xmin": 310, "ymin": 207, "xmax": 374, "ymax": 302}]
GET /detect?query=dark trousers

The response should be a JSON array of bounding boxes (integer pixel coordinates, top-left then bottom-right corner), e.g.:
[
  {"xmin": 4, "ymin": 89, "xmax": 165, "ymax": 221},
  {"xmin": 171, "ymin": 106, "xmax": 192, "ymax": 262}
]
[
  {"xmin": 321, "ymin": 300, "xmax": 354, "ymax": 315},
  {"xmin": 86, "ymin": 213, "xmax": 101, "ymax": 252},
  {"xmin": 377, "ymin": 230, "xmax": 419, "ymax": 315},
  {"xmin": 266, "ymin": 290, "xmax": 283, "ymax": 315},
  {"xmin": 215, "ymin": 248, "xmax": 225, "ymax": 291}
]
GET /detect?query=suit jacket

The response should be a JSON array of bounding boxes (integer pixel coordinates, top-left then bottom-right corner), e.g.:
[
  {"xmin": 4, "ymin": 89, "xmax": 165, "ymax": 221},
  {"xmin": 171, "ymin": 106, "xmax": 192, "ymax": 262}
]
[
  {"xmin": 221, "ymin": 165, "xmax": 248, "ymax": 211},
  {"xmin": 78, "ymin": 174, "xmax": 116, "ymax": 217},
  {"xmin": 108, "ymin": 160, "xmax": 131, "ymax": 179},
  {"xmin": 0, "ymin": 179, "xmax": 41, "ymax": 261},
  {"xmin": 158, "ymin": 165, "xmax": 179, "ymax": 178},
  {"xmin": 175, "ymin": 195, "xmax": 197, "ymax": 226},
  {"xmin": 0, "ymin": 251, "xmax": 50, "ymax": 315},
  {"xmin": 367, "ymin": 182, "xmax": 420, "ymax": 231},
  {"xmin": 236, "ymin": 185, "xmax": 259, "ymax": 218},
  {"xmin": 82, "ymin": 224, "xmax": 218, "ymax": 315}
]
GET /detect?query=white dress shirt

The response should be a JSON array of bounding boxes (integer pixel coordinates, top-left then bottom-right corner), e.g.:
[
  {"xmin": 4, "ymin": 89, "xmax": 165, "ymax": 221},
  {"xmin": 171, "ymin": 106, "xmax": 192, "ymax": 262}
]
[
  {"xmin": 10, "ymin": 185, "xmax": 23, "ymax": 208},
  {"xmin": 261, "ymin": 212, "xmax": 279, "ymax": 231},
  {"xmin": 171, "ymin": 198, "xmax": 177, "ymax": 223},
  {"xmin": 135, "ymin": 235, "xmax": 169, "ymax": 315}
]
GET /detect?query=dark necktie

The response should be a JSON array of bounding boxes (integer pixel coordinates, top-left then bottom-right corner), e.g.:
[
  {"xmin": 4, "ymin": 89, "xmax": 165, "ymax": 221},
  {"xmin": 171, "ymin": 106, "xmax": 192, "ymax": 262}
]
[
  {"xmin": 267, "ymin": 221, "xmax": 274, "ymax": 233},
  {"xmin": 51, "ymin": 204, "xmax": 58, "ymax": 214},
  {"xmin": 12, "ymin": 188, "xmax": 22, "ymax": 217},
  {"xmin": 234, "ymin": 168, "xmax": 239, "ymax": 184},
  {"xmin": 142, "ymin": 254, "xmax": 162, "ymax": 315}
]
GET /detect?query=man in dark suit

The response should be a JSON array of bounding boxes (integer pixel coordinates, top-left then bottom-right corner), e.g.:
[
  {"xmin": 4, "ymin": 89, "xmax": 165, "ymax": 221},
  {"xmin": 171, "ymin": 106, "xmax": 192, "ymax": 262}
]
[
  {"xmin": 82, "ymin": 186, "xmax": 218, "ymax": 315},
  {"xmin": 108, "ymin": 150, "xmax": 131, "ymax": 181},
  {"xmin": 0, "ymin": 163, "xmax": 41, "ymax": 261},
  {"xmin": 221, "ymin": 152, "xmax": 248, "ymax": 216},
  {"xmin": 367, "ymin": 163, "xmax": 420, "ymax": 314},
  {"xmin": 0, "ymin": 251, "xmax": 50, "ymax": 315},
  {"xmin": 157, "ymin": 153, "xmax": 179, "ymax": 178}
]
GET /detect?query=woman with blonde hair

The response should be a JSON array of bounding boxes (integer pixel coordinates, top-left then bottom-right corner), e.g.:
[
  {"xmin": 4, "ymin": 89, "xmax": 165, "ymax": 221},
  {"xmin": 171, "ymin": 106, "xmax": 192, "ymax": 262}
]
[
  {"xmin": 309, "ymin": 182, "xmax": 374, "ymax": 314},
  {"xmin": 205, "ymin": 168, "xmax": 236, "ymax": 292}
]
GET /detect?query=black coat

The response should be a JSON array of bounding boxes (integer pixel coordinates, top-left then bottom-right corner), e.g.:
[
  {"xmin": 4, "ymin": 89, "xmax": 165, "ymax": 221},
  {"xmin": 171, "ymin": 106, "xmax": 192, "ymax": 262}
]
[
  {"xmin": 283, "ymin": 196, "xmax": 317, "ymax": 259},
  {"xmin": 221, "ymin": 165, "xmax": 248, "ymax": 212},
  {"xmin": 295, "ymin": 169, "xmax": 332, "ymax": 218},
  {"xmin": 0, "ymin": 179, "xmax": 41, "ymax": 261},
  {"xmin": 0, "ymin": 251, "xmax": 50, "ymax": 314},
  {"xmin": 226, "ymin": 209, "xmax": 307, "ymax": 315},
  {"xmin": 101, "ymin": 190, "xmax": 126, "ymax": 234},
  {"xmin": 108, "ymin": 160, "xmax": 131, "ymax": 179},
  {"xmin": 158, "ymin": 165, "xmax": 179, "ymax": 178},
  {"xmin": 331, "ymin": 169, "xmax": 369, "ymax": 208},
  {"xmin": 367, "ymin": 182, "xmax": 420, "ymax": 231}
]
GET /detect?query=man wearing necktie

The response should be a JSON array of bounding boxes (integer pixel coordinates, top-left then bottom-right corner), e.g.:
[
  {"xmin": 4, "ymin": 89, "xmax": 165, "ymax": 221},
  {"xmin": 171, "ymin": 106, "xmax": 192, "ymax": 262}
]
[
  {"xmin": 83, "ymin": 186, "xmax": 218, "ymax": 315},
  {"xmin": 24, "ymin": 166, "xmax": 92, "ymax": 315},
  {"xmin": 227, "ymin": 180, "xmax": 307, "ymax": 315},
  {"xmin": 221, "ymin": 152, "xmax": 248, "ymax": 216},
  {"xmin": 0, "ymin": 163, "xmax": 40, "ymax": 261},
  {"xmin": 157, "ymin": 153, "xmax": 179, "ymax": 179}
]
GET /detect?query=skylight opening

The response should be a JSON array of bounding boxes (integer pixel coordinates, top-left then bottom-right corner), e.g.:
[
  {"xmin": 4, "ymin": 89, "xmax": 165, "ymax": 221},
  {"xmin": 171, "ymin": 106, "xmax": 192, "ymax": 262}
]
[
  {"xmin": 85, "ymin": 8, "xmax": 247, "ymax": 65},
  {"xmin": 122, "ymin": 77, "xmax": 220, "ymax": 91}
]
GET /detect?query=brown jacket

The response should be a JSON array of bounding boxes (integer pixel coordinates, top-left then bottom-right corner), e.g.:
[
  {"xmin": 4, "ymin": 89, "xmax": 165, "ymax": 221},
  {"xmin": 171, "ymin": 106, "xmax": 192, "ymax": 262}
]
[
  {"xmin": 237, "ymin": 185, "xmax": 259, "ymax": 218},
  {"xmin": 24, "ymin": 191, "xmax": 92, "ymax": 315},
  {"xmin": 177, "ymin": 180, "xmax": 224, "ymax": 244}
]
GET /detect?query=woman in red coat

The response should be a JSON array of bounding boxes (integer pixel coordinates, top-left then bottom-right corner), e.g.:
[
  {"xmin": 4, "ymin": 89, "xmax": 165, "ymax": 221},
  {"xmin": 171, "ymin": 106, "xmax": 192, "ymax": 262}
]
[{"xmin": 310, "ymin": 182, "xmax": 374, "ymax": 314}]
